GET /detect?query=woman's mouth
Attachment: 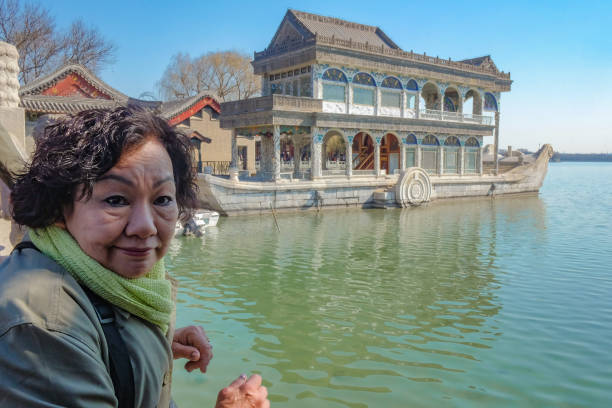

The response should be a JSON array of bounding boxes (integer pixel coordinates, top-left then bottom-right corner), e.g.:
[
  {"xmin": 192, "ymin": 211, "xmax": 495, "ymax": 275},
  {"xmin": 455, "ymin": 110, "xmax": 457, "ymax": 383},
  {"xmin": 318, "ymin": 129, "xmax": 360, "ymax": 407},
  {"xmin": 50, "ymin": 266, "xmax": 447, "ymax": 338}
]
[{"xmin": 117, "ymin": 247, "xmax": 153, "ymax": 257}]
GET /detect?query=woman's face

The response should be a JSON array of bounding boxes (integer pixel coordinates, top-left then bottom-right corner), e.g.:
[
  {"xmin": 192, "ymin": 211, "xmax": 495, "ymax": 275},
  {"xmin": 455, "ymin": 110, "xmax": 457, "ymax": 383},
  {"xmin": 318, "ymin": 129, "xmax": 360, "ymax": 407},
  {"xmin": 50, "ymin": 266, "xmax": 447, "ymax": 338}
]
[{"xmin": 63, "ymin": 138, "xmax": 179, "ymax": 279}]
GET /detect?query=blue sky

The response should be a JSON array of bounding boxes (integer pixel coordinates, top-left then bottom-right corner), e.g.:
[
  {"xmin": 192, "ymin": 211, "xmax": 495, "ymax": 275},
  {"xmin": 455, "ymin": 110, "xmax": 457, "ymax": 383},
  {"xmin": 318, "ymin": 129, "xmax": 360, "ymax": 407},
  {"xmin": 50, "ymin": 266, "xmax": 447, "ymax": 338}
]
[{"xmin": 44, "ymin": 0, "xmax": 611, "ymax": 153}]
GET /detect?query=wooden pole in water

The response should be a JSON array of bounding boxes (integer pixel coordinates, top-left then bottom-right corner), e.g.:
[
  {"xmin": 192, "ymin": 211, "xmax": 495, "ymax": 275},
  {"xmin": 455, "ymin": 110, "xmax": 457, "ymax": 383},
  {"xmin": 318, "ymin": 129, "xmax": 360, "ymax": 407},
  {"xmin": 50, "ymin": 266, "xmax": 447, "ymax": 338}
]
[{"xmin": 269, "ymin": 202, "xmax": 280, "ymax": 232}]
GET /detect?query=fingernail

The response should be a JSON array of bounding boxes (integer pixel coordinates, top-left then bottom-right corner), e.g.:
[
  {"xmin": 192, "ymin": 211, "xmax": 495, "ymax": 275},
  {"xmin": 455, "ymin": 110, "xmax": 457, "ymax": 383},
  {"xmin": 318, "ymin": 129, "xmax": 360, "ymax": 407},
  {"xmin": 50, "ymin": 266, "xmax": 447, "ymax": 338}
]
[{"xmin": 191, "ymin": 351, "xmax": 199, "ymax": 359}]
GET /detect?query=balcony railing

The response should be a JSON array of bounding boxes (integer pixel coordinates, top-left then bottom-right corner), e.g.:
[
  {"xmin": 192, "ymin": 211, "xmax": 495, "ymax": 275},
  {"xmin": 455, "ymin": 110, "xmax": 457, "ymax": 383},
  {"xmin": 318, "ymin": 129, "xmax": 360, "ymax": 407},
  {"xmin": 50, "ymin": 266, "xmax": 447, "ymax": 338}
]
[
  {"xmin": 420, "ymin": 109, "xmax": 493, "ymax": 125},
  {"xmin": 221, "ymin": 94, "xmax": 323, "ymax": 116}
]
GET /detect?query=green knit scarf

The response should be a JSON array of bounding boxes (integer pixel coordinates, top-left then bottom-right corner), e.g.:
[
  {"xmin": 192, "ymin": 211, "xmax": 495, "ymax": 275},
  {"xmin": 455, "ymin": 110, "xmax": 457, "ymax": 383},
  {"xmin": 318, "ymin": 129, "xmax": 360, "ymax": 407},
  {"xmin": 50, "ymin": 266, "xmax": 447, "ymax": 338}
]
[{"xmin": 30, "ymin": 225, "xmax": 173, "ymax": 333}]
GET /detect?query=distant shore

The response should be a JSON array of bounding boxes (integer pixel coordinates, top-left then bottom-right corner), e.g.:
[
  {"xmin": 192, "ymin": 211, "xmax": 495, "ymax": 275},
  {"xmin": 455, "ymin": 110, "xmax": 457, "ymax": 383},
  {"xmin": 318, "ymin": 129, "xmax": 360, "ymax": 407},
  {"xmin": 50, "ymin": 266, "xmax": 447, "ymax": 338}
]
[{"xmin": 551, "ymin": 153, "xmax": 612, "ymax": 162}]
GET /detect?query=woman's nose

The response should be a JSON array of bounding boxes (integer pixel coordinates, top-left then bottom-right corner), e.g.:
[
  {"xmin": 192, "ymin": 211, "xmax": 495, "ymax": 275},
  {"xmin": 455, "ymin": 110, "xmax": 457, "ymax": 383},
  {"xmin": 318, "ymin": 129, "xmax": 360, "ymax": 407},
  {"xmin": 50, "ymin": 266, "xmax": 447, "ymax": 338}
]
[{"xmin": 125, "ymin": 201, "xmax": 157, "ymax": 238}]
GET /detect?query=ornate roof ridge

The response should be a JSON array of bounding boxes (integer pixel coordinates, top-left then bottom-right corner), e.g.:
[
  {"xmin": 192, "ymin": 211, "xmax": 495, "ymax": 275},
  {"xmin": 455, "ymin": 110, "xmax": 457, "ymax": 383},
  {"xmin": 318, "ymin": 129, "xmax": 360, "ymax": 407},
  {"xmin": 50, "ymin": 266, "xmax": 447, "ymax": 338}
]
[
  {"xmin": 289, "ymin": 9, "xmax": 378, "ymax": 33},
  {"xmin": 18, "ymin": 64, "xmax": 129, "ymax": 102}
]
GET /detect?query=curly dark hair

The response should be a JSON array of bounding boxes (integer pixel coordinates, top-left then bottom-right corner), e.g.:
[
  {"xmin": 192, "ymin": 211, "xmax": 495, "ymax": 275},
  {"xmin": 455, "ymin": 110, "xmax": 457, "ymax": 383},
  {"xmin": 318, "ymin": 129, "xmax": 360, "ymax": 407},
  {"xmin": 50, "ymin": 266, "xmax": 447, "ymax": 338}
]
[{"xmin": 11, "ymin": 107, "xmax": 198, "ymax": 228}]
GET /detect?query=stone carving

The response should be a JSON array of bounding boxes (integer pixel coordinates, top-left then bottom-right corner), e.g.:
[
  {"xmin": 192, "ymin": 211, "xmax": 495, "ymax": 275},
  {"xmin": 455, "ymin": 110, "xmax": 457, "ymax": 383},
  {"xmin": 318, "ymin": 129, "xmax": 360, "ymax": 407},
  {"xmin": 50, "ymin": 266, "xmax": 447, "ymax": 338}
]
[
  {"xmin": 0, "ymin": 42, "xmax": 20, "ymax": 108},
  {"xmin": 395, "ymin": 167, "xmax": 432, "ymax": 207}
]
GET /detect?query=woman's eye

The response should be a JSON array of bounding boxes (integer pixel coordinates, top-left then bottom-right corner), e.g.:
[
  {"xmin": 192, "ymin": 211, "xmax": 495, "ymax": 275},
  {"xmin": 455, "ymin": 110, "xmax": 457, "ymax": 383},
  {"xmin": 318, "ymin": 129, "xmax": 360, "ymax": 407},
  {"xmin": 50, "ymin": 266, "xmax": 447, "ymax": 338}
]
[
  {"xmin": 104, "ymin": 196, "xmax": 128, "ymax": 207},
  {"xmin": 154, "ymin": 196, "xmax": 173, "ymax": 206}
]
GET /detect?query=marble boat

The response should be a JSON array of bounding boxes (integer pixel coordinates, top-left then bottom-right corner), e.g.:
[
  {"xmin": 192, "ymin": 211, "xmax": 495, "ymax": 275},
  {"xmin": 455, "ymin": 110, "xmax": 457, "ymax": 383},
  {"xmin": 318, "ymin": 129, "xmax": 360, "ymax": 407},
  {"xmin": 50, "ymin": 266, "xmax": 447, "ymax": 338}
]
[{"xmin": 195, "ymin": 10, "xmax": 552, "ymax": 215}]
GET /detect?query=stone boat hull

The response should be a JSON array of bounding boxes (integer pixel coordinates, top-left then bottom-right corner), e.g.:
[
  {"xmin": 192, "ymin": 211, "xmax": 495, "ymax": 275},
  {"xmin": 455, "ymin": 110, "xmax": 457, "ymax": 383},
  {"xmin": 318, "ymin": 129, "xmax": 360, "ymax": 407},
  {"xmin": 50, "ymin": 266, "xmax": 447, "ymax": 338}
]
[{"xmin": 196, "ymin": 145, "xmax": 553, "ymax": 215}]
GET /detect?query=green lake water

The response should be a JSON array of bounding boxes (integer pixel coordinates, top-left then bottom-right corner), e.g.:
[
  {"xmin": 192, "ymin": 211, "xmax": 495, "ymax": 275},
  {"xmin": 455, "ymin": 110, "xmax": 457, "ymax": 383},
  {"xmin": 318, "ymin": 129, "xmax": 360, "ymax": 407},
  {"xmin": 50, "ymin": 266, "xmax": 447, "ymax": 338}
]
[{"xmin": 167, "ymin": 162, "xmax": 612, "ymax": 408}]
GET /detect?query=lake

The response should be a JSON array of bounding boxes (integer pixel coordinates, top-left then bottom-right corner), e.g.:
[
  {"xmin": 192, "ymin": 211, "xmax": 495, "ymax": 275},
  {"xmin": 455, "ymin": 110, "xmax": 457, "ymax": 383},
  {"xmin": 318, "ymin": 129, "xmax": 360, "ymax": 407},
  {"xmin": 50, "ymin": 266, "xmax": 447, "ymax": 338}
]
[{"xmin": 168, "ymin": 162, "xmax": 612, "ymax": 408}]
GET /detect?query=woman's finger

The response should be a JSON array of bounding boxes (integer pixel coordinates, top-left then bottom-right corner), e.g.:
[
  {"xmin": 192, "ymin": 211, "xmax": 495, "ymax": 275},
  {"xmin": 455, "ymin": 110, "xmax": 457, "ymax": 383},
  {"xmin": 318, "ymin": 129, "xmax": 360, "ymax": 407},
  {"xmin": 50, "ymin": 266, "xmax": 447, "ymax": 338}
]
[{"xmin": 171, "ymin": 341, "xmax": 199, "ymax": 360}]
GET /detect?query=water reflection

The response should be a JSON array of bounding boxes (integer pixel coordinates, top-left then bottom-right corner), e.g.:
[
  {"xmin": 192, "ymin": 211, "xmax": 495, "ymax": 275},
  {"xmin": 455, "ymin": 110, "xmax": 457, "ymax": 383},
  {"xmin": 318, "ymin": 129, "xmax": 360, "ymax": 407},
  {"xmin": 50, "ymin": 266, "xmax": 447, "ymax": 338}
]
[{"xmin": 167, "ymin": 195, "xmax": 548, "ymax": 407}]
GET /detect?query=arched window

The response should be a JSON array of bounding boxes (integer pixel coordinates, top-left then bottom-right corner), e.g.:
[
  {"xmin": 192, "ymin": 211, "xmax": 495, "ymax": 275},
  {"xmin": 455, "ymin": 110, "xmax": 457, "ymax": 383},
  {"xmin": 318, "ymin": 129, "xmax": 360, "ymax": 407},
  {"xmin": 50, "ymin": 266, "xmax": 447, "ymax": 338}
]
[
  {"xmin": 322, "ymin": 68, "xmax": 347, "ymax": 103},
  {"xmin": 422, "ymin": 135, "xmax": 439, "ymax": 146},
  {"xmin": 444, "ymin": 136, "xmax": 460, "ymax": 173},
  {"xmin": 322, "ymin": 68, "xmax": 347, "ymax": 83},
  {"xmin": 444, "ymin": 136, "xmax": 460, "ymax": 146},
  {"xmin": 380, "ymin": 77, "xmax": 402, "ymax": 109},
  {"xmin": 352, "ymin": 73, "xmax": 376, "ymax": 106},
  {"xmin": 405, "ymin": 79, "xmax": 418, "ymax": 110},
  {"xmin": 465, "ymin": 137, "xmax": 480, "ymax": 147},
  {"xmin": 484, "ymin": 92, "xmax": 498, "ymax": 112},
  {"xmin": 421, "ymin": 135, "xmax": 439, "ymax": 173},
  {"xmin": 405, "ymin": 133, "xmax": 417, "ymax": 167},
  {"xmin": 352, "ymin": 73, "xmax": 376, "ymax": 86},
  {"xmin": 381, "ymin": 77, "xmax": 402, "ymax": 89},
  {"xmin": 464, "ymin": 137, "xmax": 480, "ymax": 173}
]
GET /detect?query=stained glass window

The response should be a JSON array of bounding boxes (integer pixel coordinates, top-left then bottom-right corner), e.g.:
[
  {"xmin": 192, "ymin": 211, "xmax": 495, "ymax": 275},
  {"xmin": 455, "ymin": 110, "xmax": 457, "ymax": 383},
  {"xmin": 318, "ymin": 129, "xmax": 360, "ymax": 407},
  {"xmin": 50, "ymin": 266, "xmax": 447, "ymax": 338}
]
[
  {"xmin": 484, "ymin": 92, "xmax": 498, "ymax": 111},
  {"xmin": 381, "ymin": 91, "xmax": 401, "ymax": 108},
  {"xmin": 323, "ymin": 83, "xmax": 346, "ymax": 102},
  {"xmin": 322, "ymin": 68, "xmax": 347, "ymax": 83},
  {"xmin": 381, "ymin": 77, "xmax": 402, "ymax": 89},
  {"xmin": 444, "ymin": 136, "xmax": 460, "ymax": 146},
  {"xmin": 406, "ymin": 79, "xmax": 418, "ymax": 91},
  {"xmin": 422, "ymin": 135, "xmax": 439, "ymax": 146},
  {"xmin": 465, "ymin": 137, "xmax": 480, "ymax": 147},
  {"xmin": 352, "ymin": 73, "xmax": 376, "ymax": 86},
  {"xmin": 405, "ymin": 134, "xmax": 417, "ymax": 144},
  {"xmin": 353, "ymin": 87, "xmax": 375, "ymax": 105}
]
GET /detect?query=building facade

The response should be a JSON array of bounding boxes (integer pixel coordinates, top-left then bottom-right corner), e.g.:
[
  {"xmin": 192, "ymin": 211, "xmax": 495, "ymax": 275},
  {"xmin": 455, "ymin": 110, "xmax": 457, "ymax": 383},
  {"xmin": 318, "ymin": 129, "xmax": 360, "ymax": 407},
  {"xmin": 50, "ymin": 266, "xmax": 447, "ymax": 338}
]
[
  {"xmin": 18, "ymin": 64, "xmax": 256, "ymax": 174},
  {"xmin": 220, "ymin": 10, "xmax": 511, "ymax": 181}
]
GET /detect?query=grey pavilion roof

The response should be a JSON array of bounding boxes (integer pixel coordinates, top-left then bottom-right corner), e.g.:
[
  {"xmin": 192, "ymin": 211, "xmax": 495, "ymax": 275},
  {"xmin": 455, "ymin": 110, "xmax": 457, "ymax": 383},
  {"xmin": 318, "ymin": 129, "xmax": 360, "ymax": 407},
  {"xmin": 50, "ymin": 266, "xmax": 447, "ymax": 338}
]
[{"xmin": 267, "ymin": 9, "xmax": 401, "ymax": 52}]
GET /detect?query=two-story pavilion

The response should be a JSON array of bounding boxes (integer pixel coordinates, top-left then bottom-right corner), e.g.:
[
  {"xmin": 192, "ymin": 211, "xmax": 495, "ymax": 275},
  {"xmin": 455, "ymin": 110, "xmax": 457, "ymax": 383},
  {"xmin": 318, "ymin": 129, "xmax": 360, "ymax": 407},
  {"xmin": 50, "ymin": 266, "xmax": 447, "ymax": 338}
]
[{"xmin": 220, "ymin": 9, "xmax": 511, "ymax": 181}]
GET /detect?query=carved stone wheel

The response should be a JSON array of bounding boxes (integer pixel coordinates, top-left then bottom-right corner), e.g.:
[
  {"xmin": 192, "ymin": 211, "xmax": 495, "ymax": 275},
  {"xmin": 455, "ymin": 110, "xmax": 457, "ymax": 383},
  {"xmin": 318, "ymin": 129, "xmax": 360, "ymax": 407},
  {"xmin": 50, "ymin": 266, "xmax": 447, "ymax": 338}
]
[{"xmin": 395, "ymin": 167, "xmax": 432, "ymax": 207}]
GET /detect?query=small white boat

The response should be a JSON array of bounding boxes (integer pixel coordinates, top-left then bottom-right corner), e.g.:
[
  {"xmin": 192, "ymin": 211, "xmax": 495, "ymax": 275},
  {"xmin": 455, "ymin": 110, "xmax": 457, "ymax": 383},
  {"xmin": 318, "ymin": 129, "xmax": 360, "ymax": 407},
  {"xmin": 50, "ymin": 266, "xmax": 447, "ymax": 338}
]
[{"xmin": 175, "ymin": 210, "xmax": 220, "ymax": 236}]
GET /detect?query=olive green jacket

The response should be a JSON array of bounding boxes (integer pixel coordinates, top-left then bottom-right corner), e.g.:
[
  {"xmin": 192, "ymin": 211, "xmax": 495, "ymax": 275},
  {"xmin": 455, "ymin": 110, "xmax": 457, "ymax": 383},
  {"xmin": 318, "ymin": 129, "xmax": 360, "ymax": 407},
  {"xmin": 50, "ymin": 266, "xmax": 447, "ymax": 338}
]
[{"xmin": 0, "ymin": 243, "xmax": 175, "ymax": 407}]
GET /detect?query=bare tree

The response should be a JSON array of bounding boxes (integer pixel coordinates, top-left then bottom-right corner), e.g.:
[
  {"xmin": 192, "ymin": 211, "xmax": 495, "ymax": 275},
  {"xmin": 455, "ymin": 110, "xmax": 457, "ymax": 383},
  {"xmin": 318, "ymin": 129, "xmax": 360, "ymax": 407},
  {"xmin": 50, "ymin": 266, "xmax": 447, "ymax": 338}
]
[
  {"xmin": 0, "ymin": 0, "xmax": 115, "ymax": 84},
  {"xmin": 158, "ymin": 50, "xmax": 260, "ymax": 102},
  {"xmin": 59, "ymin": 19, "xmax": 116, "ymax": 72}
]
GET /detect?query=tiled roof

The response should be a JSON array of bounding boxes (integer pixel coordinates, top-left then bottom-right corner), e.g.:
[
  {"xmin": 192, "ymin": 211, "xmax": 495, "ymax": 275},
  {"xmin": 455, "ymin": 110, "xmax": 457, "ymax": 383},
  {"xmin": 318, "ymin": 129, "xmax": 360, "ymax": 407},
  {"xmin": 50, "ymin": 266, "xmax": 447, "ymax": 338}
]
[
  {"xmin": 160, "ymin": 91, "xmax": 220, "ymax": 120},
  {"xmin": 288, "ymin": 10, "xmax": 400, "ymax": 49},
  {"xmin": 18, "ymin": 64, "xmax": 220, "ymax": 119},
  {"xmin": 19, "ymin": 64, "xmax": 128, "ymax": 101},
  {"xmin": 20, "ymin": 95, "xmax": 122, "ymax": 114}
]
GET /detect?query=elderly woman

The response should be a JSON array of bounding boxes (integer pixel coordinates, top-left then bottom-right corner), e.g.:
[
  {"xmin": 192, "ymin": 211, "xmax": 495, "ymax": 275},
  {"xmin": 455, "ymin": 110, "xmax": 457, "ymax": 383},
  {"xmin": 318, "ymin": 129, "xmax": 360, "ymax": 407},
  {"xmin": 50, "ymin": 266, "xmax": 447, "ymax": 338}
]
[{"xmin": 0, "ymin": 108, "xmax": 269, "ymax": 408}]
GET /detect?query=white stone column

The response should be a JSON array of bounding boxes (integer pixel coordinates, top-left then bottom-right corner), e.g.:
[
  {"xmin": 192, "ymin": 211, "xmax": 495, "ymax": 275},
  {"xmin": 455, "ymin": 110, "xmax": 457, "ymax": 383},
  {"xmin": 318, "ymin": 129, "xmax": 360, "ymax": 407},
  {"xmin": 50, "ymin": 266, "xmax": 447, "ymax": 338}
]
[
  {"xmin": 438, "ymin": 145, "xmax": 444, "ymax": 175},
  {"xmin": 415, "ymin": 91, "xmax": 421, "ymax": 118},
  {"xmin": 345, "ymin": 136, "xmax": 353, "ymax": 178},
  {"xmin": 400, "ymin": 142, "xmax": 406, "ymax": 171},
  {"xmin": 459, "ymin": 146, "xmax": 465, "ymax": 175},
  {"xmin": 346, "ymin": 83, "xmax": 352, "ymax": 114},
  {"xmin": 293, "ymin": 136, "xmax": 301, "ymax": 177},
  {"xmin": 478, "ymin": 147, "xmax": 484, "ymax": 175},
  {"xmin": 374, "ymin": 137, "xmax": 381, "ymax": 177},
  {"xmin": 229, "ymin": 129, "xmax": 239, "ymax": 181},
  {"xmin": 416, "ymin": 145, "xmax": 422, "ymax": 168},
  {"xmin": 375, "ymin": 87, "xmax": 380, "ymax": 116},
  {"xmin": 311, "ymin": 127, "xmax": 322, "ymax": 179},
  {"xmin": 400, "ymin": 91, "xmax": 406, "ymax": 118},
  {"xmin": 273, "ymin": 125, "xmax": 281, "ymax": 181}
]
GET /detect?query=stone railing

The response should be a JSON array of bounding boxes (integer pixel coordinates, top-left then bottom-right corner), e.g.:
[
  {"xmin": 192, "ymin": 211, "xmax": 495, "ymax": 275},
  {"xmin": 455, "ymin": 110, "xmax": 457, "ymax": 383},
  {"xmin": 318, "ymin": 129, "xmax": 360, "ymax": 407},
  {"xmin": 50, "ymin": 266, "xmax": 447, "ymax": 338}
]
[
  {"xmin": 221, "ymin": 95, "xmax": 323, "ymax": 115},
  {"xmin": 254, "ymin": 35, "xmax": 510, "ymax": 80},
  {"xmin": 420, "ymin": 109, "xmax": 493, "ymax": 125}
]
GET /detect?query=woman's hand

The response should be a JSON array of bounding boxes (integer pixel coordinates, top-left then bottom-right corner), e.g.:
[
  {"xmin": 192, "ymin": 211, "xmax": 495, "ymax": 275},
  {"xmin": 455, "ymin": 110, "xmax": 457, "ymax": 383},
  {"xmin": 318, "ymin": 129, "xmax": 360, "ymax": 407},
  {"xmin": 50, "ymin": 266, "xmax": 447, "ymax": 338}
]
[
  {"xmin": 171, "ymin": 325, "xmax": 213, "ymax": 373},
  {"xmin": 215, "ymin": 374, "xmax": 269, "ymax": 408}
]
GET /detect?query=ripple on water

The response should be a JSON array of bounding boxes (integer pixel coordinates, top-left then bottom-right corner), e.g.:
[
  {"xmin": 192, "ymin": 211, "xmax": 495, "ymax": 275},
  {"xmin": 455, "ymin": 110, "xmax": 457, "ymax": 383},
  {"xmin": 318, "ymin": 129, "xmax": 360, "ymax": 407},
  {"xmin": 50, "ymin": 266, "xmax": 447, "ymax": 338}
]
[{"xmin": 168, "ymin": 163, "xmax": 612, "ymax": 408}]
